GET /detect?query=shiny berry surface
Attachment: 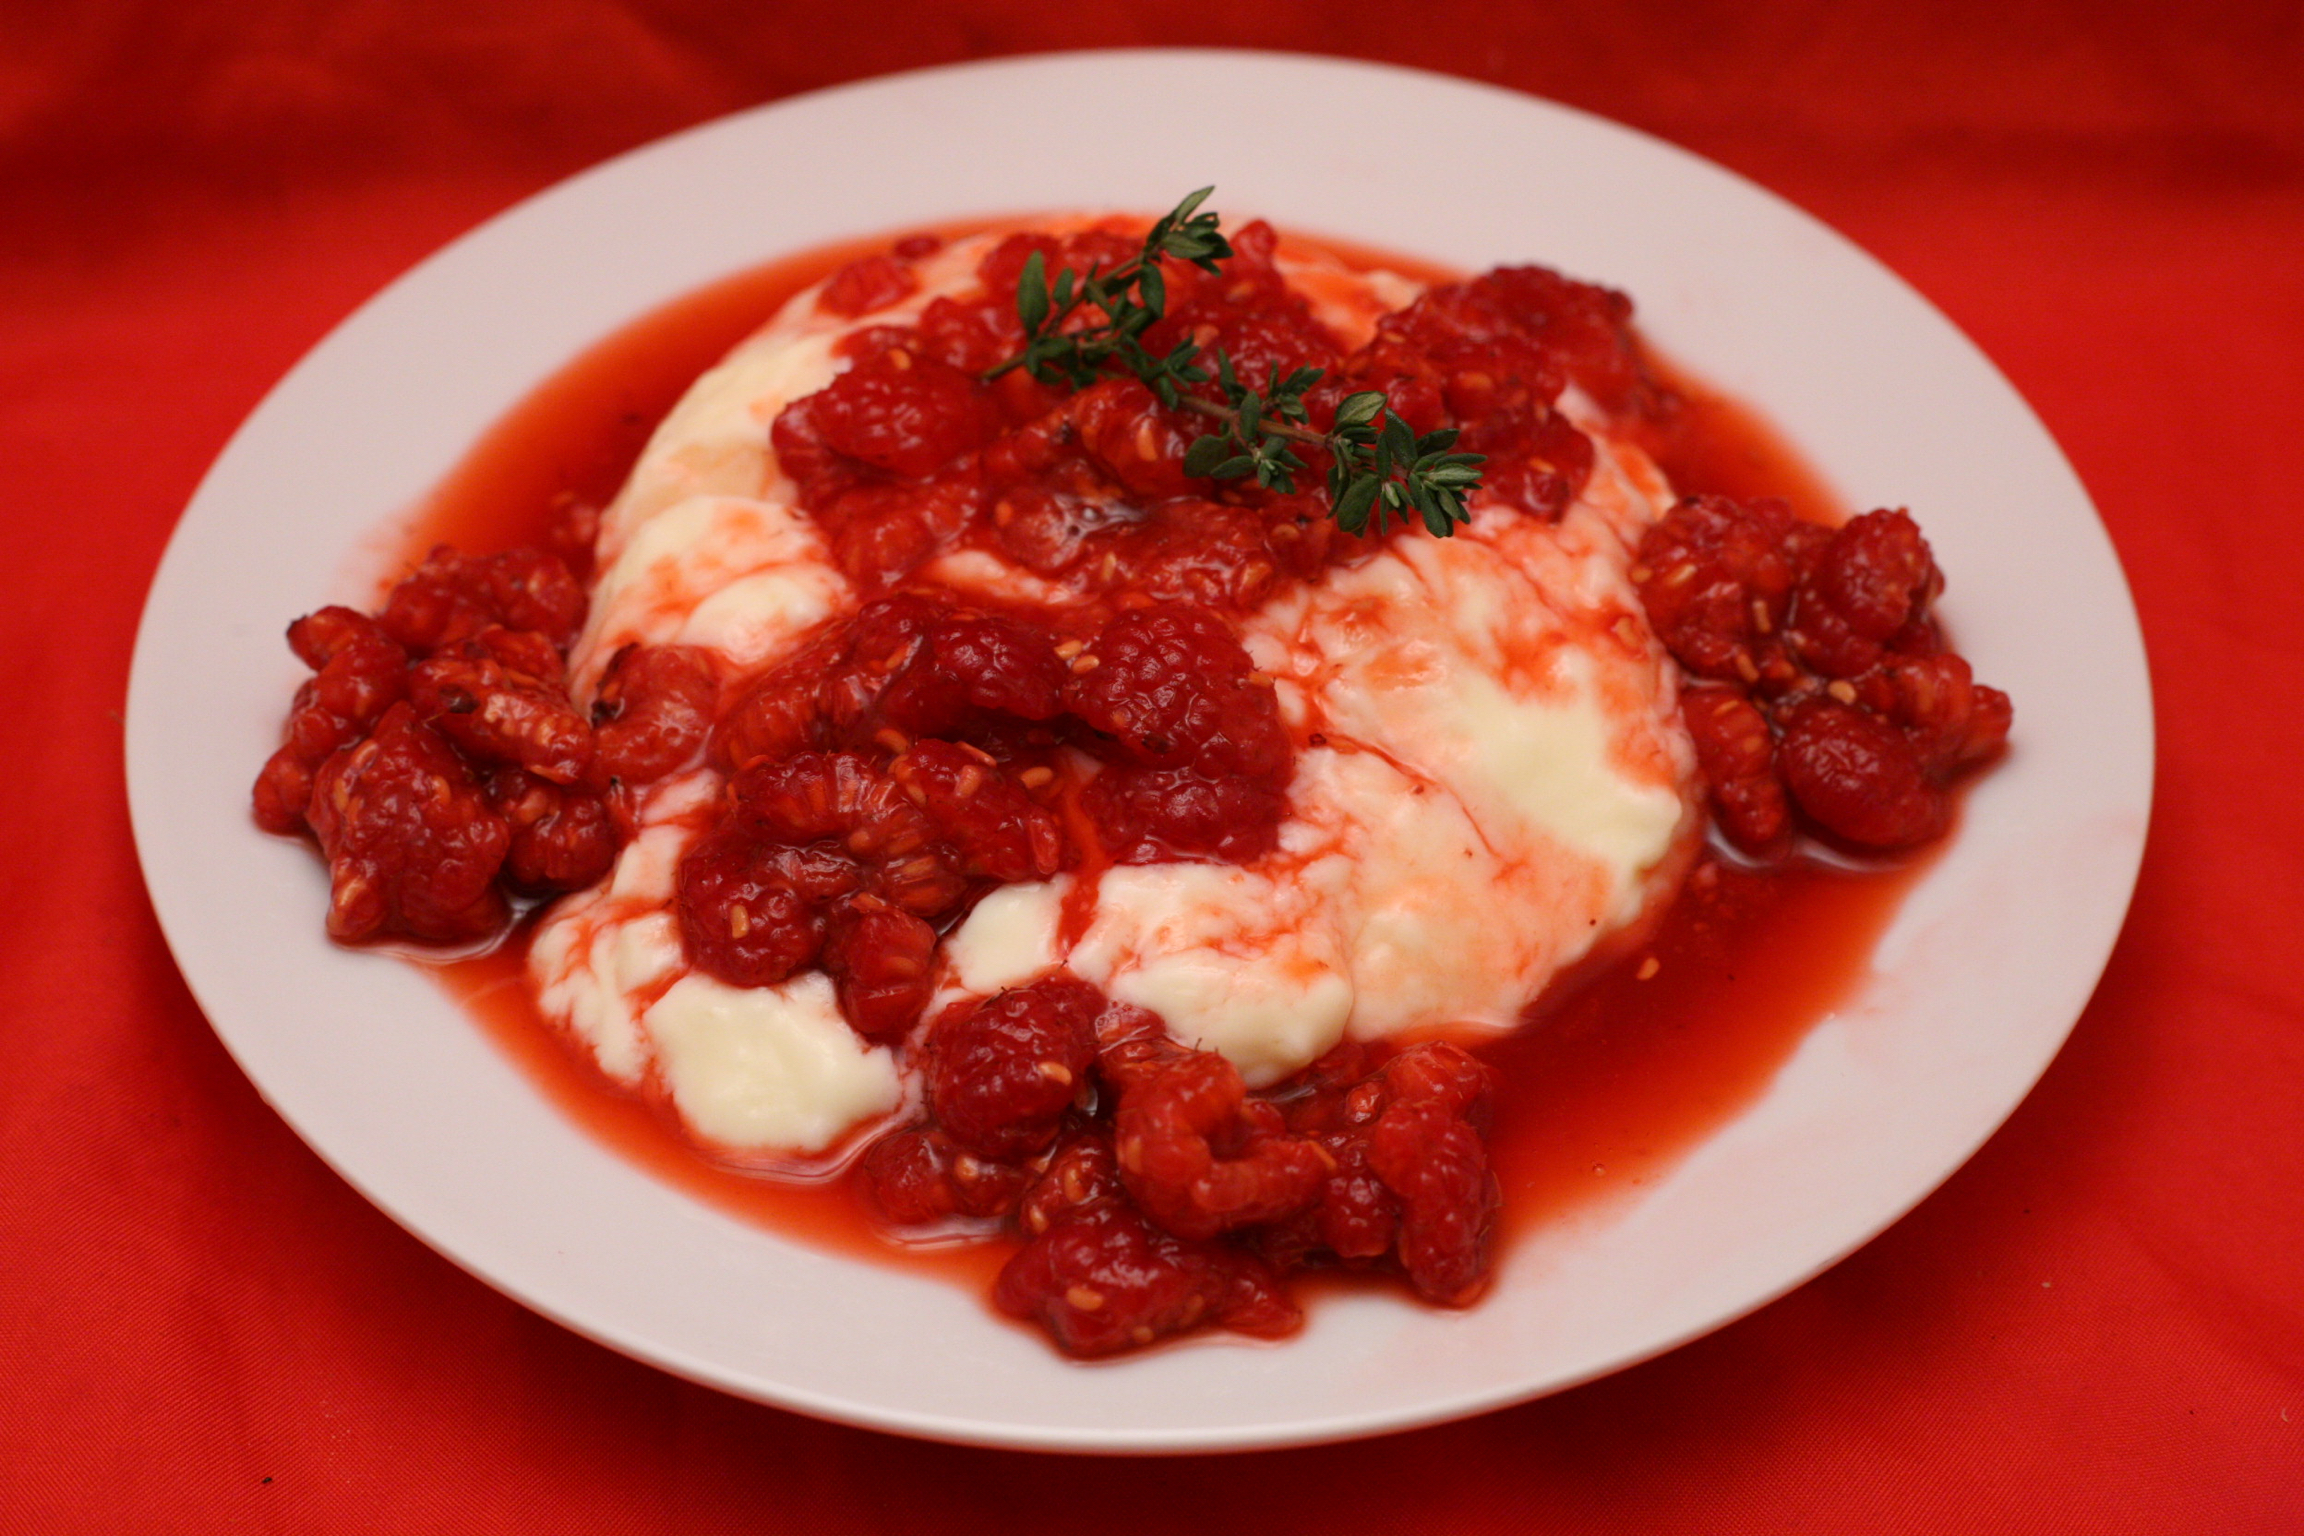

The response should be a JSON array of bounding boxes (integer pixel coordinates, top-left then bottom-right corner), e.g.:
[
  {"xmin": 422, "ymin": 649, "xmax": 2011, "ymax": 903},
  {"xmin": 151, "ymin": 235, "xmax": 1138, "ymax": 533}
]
[
  {"xmin": 1063, "ymin": 604, "xmax": 1293, "ymax": 863},
  {"xmin": 926, "ymin": 975, "xmax": 1100, "ymax": 1160},
  {"xmin": 590, "ymin": 644, "xmax": 719, "ymax": 787},
  {"xmin": 257, "ymin": 553, "xmax": 598, "ymax": 945},
  {"xmin": 484, "ymin": 768, "xmax": 617, "ymax": 894},
  {"xmin": 860, "ymin": 1125, "xmax": 1028, "ymax": 1225},
  {"xmin": 305, "ymin": 703, "xmax": 509, "ymax": 943},
  {"xmin": 993, "ymin": 1163, "xmax": 1300, "ymax": 1357},
  {"xmin": 409, "ymin": 626, "xmax": 591, "ymax": 785},
  {"xmin": 1109, "ymin": 1044, "xmax": 1328, "ymax": 1243},
  {"xmin": 379, "ymin": 544, "xmax": 586, "ymax": 655},
  {"xmin": 254, "ymin": 607, "xmax": 408, "ymax": 833},
  {"xmin": 1634, "ymin": 493, "xmax": 2009, "ymax": 856}
]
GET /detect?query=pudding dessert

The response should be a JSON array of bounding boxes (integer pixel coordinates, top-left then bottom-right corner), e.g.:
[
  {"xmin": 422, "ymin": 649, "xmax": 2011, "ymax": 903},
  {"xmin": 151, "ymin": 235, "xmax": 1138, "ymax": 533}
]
[{"xmin": 254, "ymin": 197, "xmax": 2010, "ymax": 1354}]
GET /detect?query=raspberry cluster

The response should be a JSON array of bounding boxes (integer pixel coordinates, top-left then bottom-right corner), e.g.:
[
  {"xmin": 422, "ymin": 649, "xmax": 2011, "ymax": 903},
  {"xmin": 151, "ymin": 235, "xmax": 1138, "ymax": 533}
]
[
  {"xmin": 254, "ymin": 544, "xmax": 715, "ymax": 942},
  {"xmin": 1634, "ymin": 497, "xmax": 2012, "ymax": 857},
  {"xmin": 864, "ymin": 974, "xmax": 1502, "ymax": 1356},
  {"xmin": 684, "ymin": 590, "xmax": 1292, "ymax": 1042}
]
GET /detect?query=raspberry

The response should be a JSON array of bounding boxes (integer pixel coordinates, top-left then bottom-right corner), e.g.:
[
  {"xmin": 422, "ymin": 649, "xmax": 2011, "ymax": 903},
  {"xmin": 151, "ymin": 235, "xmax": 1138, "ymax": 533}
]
[
  {"xmin": 1777, "ymin": 696, "xmax": 1949, "ymax": 850},
  {"xmin": 974, "ymin": 232, "xmax": 1061, "ymax": 300},
  {"xmin": 305, "ymin": 703, "xmax": 509, "ymax": 943},
  {"xmin": 818, "ymin": 253, "xmax": 919, "ymax": 319},
  {"xmin": 1365, "ymin": 1101, "xmax": 1499, "ymax": 1306},
  {"xmin": 1080, "ymin": 764, "xmax": 1288, "ymax": 865},
  {"xmin": 1373, "ymin": 265, "xmax": 1643, "ymax": 416},
  {"xmin": 913, "ymin": 292, "xmax": 1024, "ymax": 378},
  {"xmin": 545, "ymin": 495, "xmax": 600, "ymax": 582},
  {"xmin": 1088, "ymin": 501, "xmax": 1282, "ymax": 612},
  {"xmin": 1110, "ymin": 1047, "xmax": 1328, "ymax": 1242},
  {"xmin": 1090, "ymin": 1001, "xmax": 1194, "ymax": 1095},
  {"xmin": 1435, "ymin": 332, "xmax": 1558, "ymax": 426},
  {"xmin": 484, "ymin": 767, "xmax": 617, "ymax": 893},
  {"xmin": 1189, "ymin": 303, "xmax": 1342, "ymax": 411},
  {"xmin": 780, "ymin": 346, "xmax": 998, "ymax": 480},
  {"xmin": 1267, "ymin": 1037, "xmax": 1383, "ymax": 1133},
  {"xmin": 1380, "ymin": 1040, "xmax": 1494, "ymax": 1121},
  {"xmin": 993, "ymin": 1195, "xmax": 1301, "ymax": 1357},
  {"xmin": 252, "ymin": 748, "xmax": 320, "ymax": 836},
  {"xmin": 1311, "ymin": 1145, "xmax": 1401, "ymax": 1262},
  {"xmin": 1071, "ymin": 377, "xmax": 1195, "ymax": 500},
  {"xmin": 1064, "ymin": 604, "xmax": 1290, "ymax": 782},
  {"xmin": 1352, "ymin": 303, "xmax": 1598, "ymax": 522},
  {"xmin": 287, "ymin": 606, "xmax": 395, "ymax": 673},
  {"xmin": 926, "ymin": 975, "xmax": 1101, "ymax": 1160},
  {"xmin": 479, "ymin": 548, "xmax": 589, "ymax": 647},
  {"xmin": 1883, "ymin": 653, "xmax": 2013, "ymax": 774},
  {"xmin": 590, "ymin": 644, "xmax": 718, "ymax": 787},
  {"xmin": 260, "ymin": 545, "xmax": 622, "ymax": 936},
  {"xmin": 1682, "ymin": 687, "xmax": 1792, "ymax": 859},
  {"xmin": 812, "ymin": 596, "xmax": 1067, "ymax": 752},
  {"xmin": 254, "ymin": 608, "xmax": 408, "ymax": 832},
  {"xmin": 985, "ymin": 482, "xmax": 1123, "ymax": 574},
  {"xmin": 750, "ymin": 842, "xmax": 865, "ymax": 904},
  {"xmin": 1631, "ymin": 495, "xmax": 2008, "ymax": 858},
  {"xmin": 978, "ymin": 401, "xmax": 1077, "ymax": 488},
  {"xmin": 975, "ymin": 227, "xmax": 1135, "ymax": 311},
  {"xmin": 409, "ymin": 627, "xmax": 591, "ymax": 785},
  {"xmin": 820, "ymin": 897, "xmax": 937, "ymax": 1040},
  {"xmin": 1140, "ymin": 220, "xmax": 1341, "ymax": 407},
  {"xmin": 888, "ymin": 740, "xmax": 1065, "ymax": 882},
  {"xmin": 1016, "ymin": 1130, "xmax": 1129, "ymax": 1239},
  {"xmin": 1257, "ymin": 1095, "xmax": 1400, "ymax": 1270},
  {"xmin": 678, "ymin": 753, "xmax": 976, "ymax": 1032},
  {"xmin": 675, "ymin": 829, "xmax": 828, "ymax": 988},
  {"xmin": 286, "ymin": 612, "xmax": 405, "ymax": 728},
  {"xmin": 712, "ymin": 653, "xmax": 828, "ymax": 772},
  {"xmin": 860, "ymin": 1125, "xmax": 1028, "ymax": 1225},
  {"xmin": 1297, "ymin": 1042, "xmax": 1503, "ymax": 1306},
  {"xmin": 1338, "ymin": 336, "xmax": 1448, "ymax": 438},
  {"xmin": 1475, "ymin": 265, "xmax": 1645, "ymax": 410},
  {"xmin": 816, "ymin": 476, "xmax": 983, "ymax": 586},
  {"xmin": 379, "ymin": 545, "xmax": 585, "ymax": 655},
  {"xmin": 1786, "ymin": 591, "xmax": 1887, "ymax": 680},
  {"xmin": 868, "ymin": 612, "xmax": 1069, "ymax": 742},
  {"xmin": 1813, "ymin": 509, "xmax": 1938, "ymax": 642},
  {"xmin": 1252, "ymin": 1042, "xmax": 1497, "ymax": 1298},
  {"xmin": 726, "ymin": 754, "xmax": 942, "ymax": 879},
  {"xmin": 1634, "ymin": 495, "xmax": 1808, "ymax": 687},
  {"xmin": 1472, "ymin": 405, "xmax": 1593, "ymax": 522}
]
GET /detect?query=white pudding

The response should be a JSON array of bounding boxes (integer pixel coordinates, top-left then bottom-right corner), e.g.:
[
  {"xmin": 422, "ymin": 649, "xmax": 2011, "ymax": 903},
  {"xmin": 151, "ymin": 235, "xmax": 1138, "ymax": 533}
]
[{"xmin": 529, "ymin": 221, "xmax": 1697, "ymax": 1157}]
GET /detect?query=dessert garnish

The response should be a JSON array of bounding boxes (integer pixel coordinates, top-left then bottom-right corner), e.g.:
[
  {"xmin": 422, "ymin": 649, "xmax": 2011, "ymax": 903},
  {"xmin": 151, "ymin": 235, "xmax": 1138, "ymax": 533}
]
[{"xmin": 991, "ymin": 187, "xmax": 1487, "ymax": 537}]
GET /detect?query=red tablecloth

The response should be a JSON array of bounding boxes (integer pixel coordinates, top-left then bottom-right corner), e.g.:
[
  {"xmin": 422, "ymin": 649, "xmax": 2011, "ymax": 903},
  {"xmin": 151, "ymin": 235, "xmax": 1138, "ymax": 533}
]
[{"xmin": 6, "ymin": 2, "xmax": 2300, "ymax": 1528}]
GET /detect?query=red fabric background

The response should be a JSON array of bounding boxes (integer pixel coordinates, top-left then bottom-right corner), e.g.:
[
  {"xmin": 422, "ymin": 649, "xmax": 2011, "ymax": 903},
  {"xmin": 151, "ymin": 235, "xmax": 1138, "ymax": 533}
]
[{"xmin": 5, "ymin": 1, "xmax": 2300, "ymax": 1528}]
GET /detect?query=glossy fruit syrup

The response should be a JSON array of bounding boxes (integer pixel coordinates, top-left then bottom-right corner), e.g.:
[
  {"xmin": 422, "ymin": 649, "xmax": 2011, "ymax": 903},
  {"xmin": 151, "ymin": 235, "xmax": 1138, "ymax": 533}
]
[{"xmin": 395, "ymin": 229, "xmax": 1937, "ymax": 1326}]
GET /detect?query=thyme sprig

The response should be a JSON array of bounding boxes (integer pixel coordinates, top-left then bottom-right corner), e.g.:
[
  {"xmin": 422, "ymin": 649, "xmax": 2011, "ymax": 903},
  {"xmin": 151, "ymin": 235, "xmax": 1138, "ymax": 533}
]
[
  {"xmin": 985, "ymin": 188, "xmax": 1484, "ymax": 538},
  {"xmin": 984, "ymin": 187, "xmax": 1231, "ymax": 405}
]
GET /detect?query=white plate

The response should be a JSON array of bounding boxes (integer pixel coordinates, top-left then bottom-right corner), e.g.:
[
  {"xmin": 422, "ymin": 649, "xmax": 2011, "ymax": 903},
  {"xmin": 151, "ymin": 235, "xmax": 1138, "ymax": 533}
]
[{"xmin": 126, "ymin": 50, "xmax": 2152, "ymax": 1452}]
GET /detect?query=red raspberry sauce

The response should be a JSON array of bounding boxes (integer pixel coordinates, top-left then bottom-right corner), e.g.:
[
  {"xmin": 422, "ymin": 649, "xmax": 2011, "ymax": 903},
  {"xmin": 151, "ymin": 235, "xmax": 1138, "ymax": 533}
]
[{"xmin": 402, "ymin": 227, "xmax": 1928, "ymax": 1308}]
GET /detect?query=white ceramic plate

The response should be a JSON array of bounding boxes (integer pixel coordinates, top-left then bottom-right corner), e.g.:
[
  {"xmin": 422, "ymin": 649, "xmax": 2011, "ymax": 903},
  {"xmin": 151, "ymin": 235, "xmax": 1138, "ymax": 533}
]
[{"xmin": 127, "ymin": 50, "xmax": 2152, "ymax": 1452}]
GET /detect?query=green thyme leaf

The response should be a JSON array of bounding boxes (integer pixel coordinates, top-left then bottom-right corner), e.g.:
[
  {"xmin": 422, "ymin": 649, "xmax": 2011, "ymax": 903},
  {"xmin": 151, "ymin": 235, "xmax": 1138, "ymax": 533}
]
[
  {"xmin": 1136, "ymin": 261, "xmax": 1165, "ymax": 318},
  {"xmin": 1182, "ymin": 435, "xmax": 1232, "ymax": 478},
  {"xmin": 1016, "ymin": 250, "xmax": 1050, "ymax": 335},
  {"xmin": 986, "ymin": 188, "xmax": 1486, "ymax": 537},
  {"xmin": 1334, "ymin": 474, "xmax": 1381, "ymax": 532}
]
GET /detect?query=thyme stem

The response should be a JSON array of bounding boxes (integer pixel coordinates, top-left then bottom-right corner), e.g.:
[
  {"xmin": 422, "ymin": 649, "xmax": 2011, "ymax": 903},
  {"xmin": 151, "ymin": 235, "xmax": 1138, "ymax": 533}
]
[{"xmin": 987, "ymin": 189, "xmax": 1483, "ymax": 538}]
